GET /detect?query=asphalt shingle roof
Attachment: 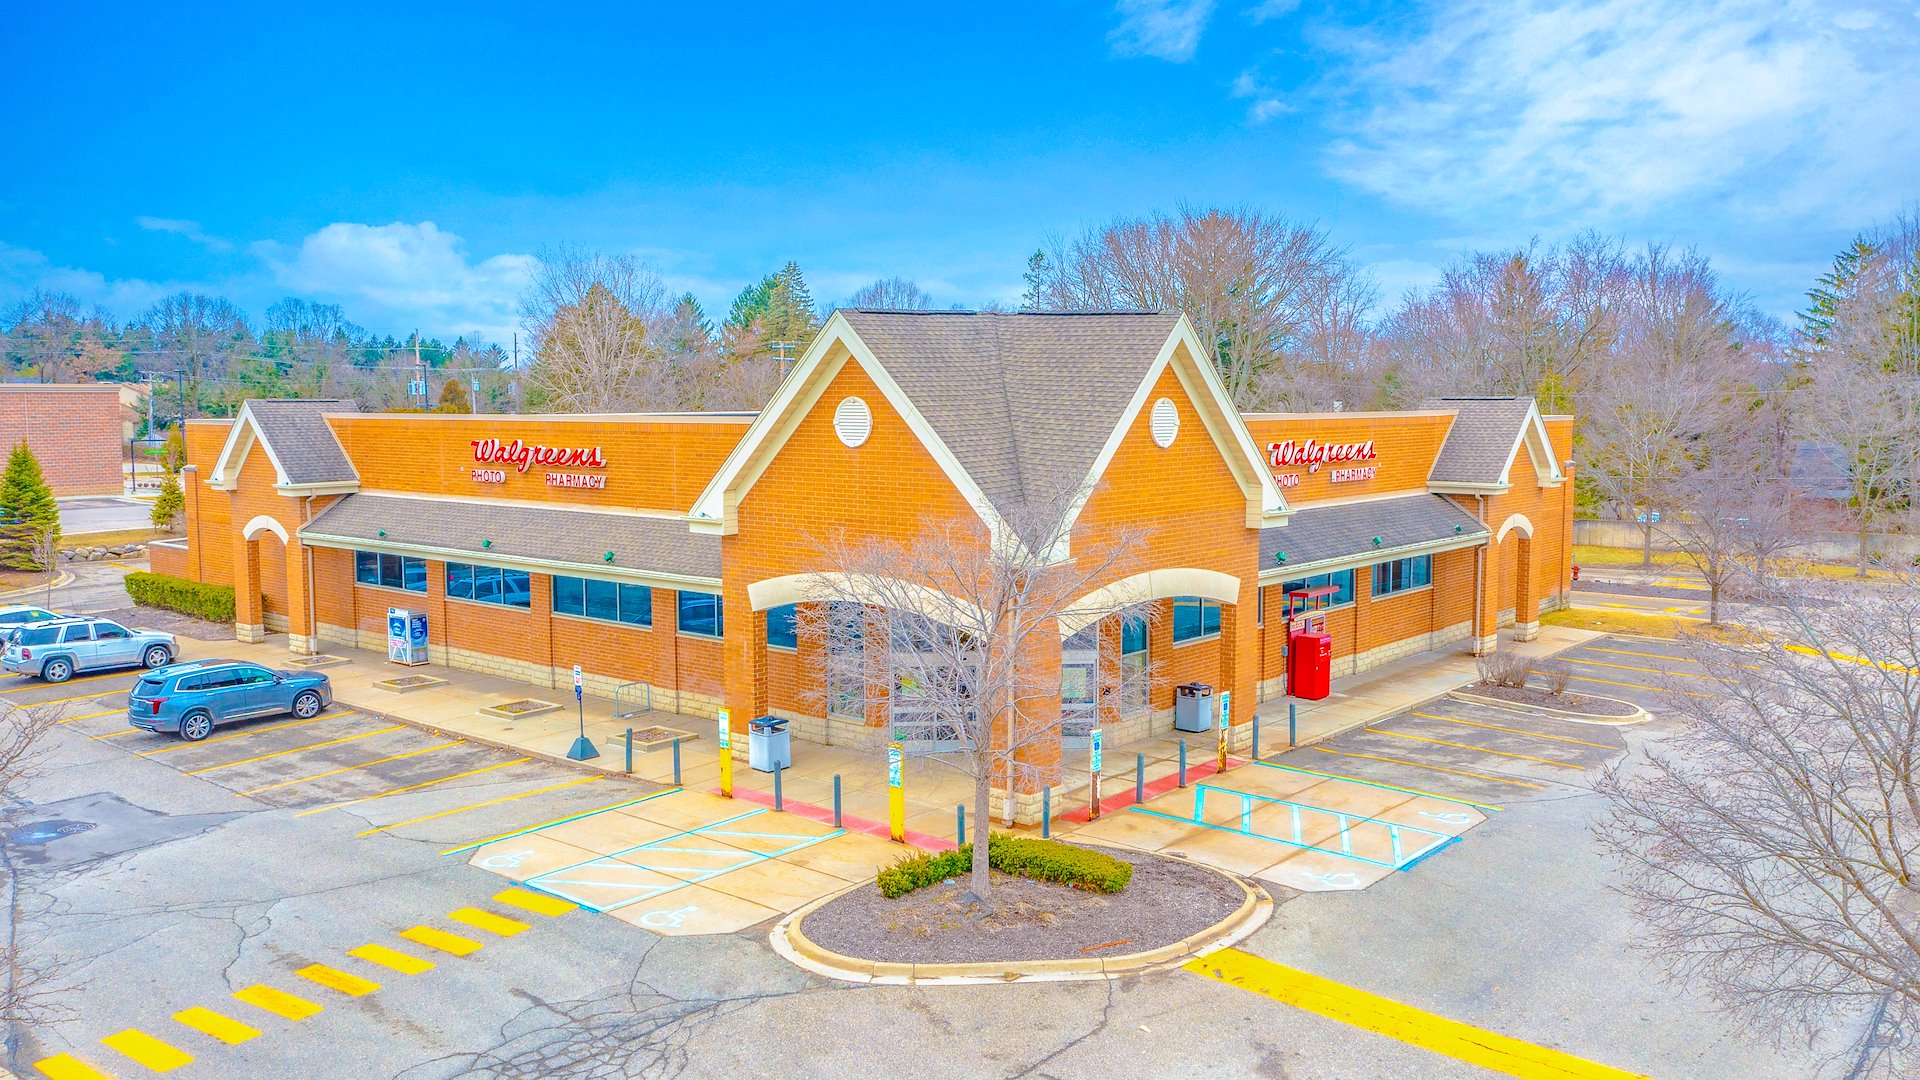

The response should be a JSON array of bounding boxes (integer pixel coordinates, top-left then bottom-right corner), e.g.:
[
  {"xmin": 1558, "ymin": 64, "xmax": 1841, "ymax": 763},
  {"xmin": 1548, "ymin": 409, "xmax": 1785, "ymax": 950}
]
[
  {"xmin": 247, "ymin": 399, "xmax": 359, "ymax": 485},
  {"xmin": 1259, "ymin": 493, "xmax": 1488, "ymax": 574},
  {"xmin": 839, "ymin": 310, "xmax": 1181, "ymax": 522},
  {"xmin": 1422, "ymin": 396, "xmax": 1536, "ymax": 486},
  {"xmin": 302, "ymin": 493, "xmax": 722, "ymax": 582}
]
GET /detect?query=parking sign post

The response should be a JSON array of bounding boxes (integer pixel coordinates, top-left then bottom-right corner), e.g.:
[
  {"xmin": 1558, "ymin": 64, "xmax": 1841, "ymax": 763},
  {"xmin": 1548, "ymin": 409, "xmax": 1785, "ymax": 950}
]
[
  {"xmin": 1088, "ymin": 728, "xmax": 1104, "ymax": 821},
  {"xmin": 565, "ymin": 664, "xmax": 598, "ymax": 761},
  {"xmin": 717, "ymin": 708, "xmax": 734, "ymax": 798}
]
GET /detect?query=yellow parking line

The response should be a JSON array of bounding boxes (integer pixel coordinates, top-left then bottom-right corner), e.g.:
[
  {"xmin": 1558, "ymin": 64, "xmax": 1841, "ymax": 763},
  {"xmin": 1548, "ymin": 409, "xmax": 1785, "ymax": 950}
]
[
  {"xmin": 232, "ymin": 983, "xmax": 323, "ymax": 1020},
  {"xmin": 139, "ymin": 711, "xmax": 349, "ymax": 756},
  {"xmin": 1559, "ymin": 658, "xmax": 1719, "ymax": 681},
  {"xmin": 1582, "ymin": 646, "xmax": 1697, "ymax": 663},
  {"xmin": 56, "ymin": 708, "xmax": 122, "ymax": 725},
  {"xmin": 1365, "ymin": 728, "xmax": 1584, "ymax": 770},
  {"xmin": 494, "ymin": 887, "xmax": 578, "ymax": 917},
  {"xmin": 449, "ymin": 907, "xmax": 531, "ymax": 936},
  {"xmin": 90, "ymin": 727, "xmax": 147, "ymax": 740},
  {"xmin": 348, "ymin": 943, "xmax": 436, "ymax": 974},
  {"xmin": 240, "ymin": 740, "xmax": 463, "ymax": 795},
  {"xmin": 295, "ymin": 963, "xmax": 382, "ymax": 996},
  {"xmin": 181, "ymin": 725, "xmax": 404, "ymax": 776},
  {"xmin": 1783, "ymin": 642, "xmax": 1919, "ymax": 675},
  {"xmin": 7, "ymin": 669, "xmax": 135, "ymax": 689},
  {"xmin": 1187, "ymin": 950, "xmax": 1652, "ymax": 1079},
  {"xmin": 296, "ymin": 756, "xmax": 531, "ymax": 817},
  {"xmin": 1310, "ymin": 746, "xmax": 1546, "ymax": 789},
  {"xmin": 31, "ymin": 1052, "xmax": 113, "ymax": 1079},
  {"xmin": 1564, "ymin": 673, "xmax": 1712, "ymax": 698},
  {"xmin": 1410, "ymin": 713, "xmax": 1614, "ymax": 750},
  {"xmin": 171, "ymin": 1006, "xmax": 260, "ymax": 1045},
  {"xmin": 356, "ymin": 775, "xmax": 602, "ymax": 837},
  {"xmin": 100, "ymin": 1029, "xmax": 193, "ymax": 1072},
  {"xmin": 398, "ymin": 925, "xmax": 484, "ymax": 956}
]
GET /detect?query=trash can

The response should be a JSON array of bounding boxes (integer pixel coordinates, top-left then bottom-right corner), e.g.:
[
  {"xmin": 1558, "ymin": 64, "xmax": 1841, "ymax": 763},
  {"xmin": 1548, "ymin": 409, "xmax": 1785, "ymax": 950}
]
[
  {"xmin": 1174, "ymin": 683, "xmax": 1215, "ymax": 733},
  {"xmin": 748, "ymin": 716, "xmax": 791, "ymax": 773}
]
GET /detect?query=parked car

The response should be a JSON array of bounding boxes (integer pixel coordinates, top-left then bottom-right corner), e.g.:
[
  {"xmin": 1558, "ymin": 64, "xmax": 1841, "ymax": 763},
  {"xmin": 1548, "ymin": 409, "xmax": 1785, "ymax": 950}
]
[
  {"xmin": 0, "ymin": 605, "xmax": 61, "ymax": 628},
  {"xmin": 1, "ymin": 618, "xmax": 176, "ymax": 683},
  {"xmin": 127, "ymin": 661, "xmax": 333, "ymax": 741}
]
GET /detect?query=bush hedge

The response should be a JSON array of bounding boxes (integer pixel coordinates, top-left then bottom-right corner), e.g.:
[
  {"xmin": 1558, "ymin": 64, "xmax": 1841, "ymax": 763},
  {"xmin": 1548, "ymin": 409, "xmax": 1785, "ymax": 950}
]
[
  {"xmin": 125, "ymin": 571, "xmax": 235, "ymax": 623},
  {"xmin": 876, "ymin": 834, "xmax": 1133, "ymax": 899}
]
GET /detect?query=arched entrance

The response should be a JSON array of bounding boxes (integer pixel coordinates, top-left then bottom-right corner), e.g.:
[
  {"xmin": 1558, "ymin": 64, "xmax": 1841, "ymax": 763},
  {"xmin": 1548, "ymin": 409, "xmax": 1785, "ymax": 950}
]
[
  {"xmin": 236, "ymin": 515, "xmax": 296, "ymax": 646},
  {"xmin": 1495, "ymin": 514, "xmax": 1539, "ymax": 642}
]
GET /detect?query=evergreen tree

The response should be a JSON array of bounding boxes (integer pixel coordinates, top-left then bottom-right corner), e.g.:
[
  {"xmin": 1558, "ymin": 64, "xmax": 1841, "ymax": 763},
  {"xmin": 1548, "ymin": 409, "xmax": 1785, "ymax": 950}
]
[
  {"xmin": 151, "ymin": 429, "xmax": 185, "ymax": 530},
  {"xmin": 437, "ymin": 375, "xmax": 472, "ymax": 413},
  {"xmin": 0, "ymin": 442, "xmax": 60, "ymax": 569},
  {"xmin": 1801, "ymin": 238, "xmax": 1876, "ymax": 347}
]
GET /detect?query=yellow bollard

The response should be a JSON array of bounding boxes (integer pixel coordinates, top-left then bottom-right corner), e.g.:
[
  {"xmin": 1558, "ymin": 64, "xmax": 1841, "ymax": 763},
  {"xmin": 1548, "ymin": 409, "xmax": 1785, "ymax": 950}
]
[
  {"xmin": 886, "ymin": 742, "xmax": 906, "ymax": 843},
  {"xmin": 1217, "ymin": 691, "xmax": 1232, "ymax": 773},
  {"xmin": 717, "ymin": 708, "xmax": 733, "ymax": 798}
]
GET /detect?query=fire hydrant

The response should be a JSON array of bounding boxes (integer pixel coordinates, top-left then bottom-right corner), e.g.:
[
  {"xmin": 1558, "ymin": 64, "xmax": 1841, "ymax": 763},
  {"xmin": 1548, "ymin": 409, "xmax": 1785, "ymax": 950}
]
[{"xmin": 1572, "ymin": 564, "xmax": 1581, "ymax": 581}]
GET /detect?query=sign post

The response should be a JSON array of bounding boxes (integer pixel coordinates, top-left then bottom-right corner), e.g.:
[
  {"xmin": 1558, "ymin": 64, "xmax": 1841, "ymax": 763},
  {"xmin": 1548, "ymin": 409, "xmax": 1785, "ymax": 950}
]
[
  {"xmin": 1088, "ymin": 728, "xmax": 1104, "ymax": 821},
  {"xmin": 717, "ymin": 708, "xmax": 733, "ymax": 798},
  {"xmin": 1217, "ymin": 690, "xmax": 1232, "ymax": 772},
  {"xmin": 886, "ymin": 742, "xmax": 906, "ymax": 843},
  {"xmin": 566, "ymin": 664, "xmax": 598, "ymax": 761}
]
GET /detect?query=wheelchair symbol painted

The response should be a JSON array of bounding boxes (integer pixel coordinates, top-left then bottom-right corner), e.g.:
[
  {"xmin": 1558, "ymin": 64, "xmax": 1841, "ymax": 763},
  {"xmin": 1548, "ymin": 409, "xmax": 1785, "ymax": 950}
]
[
  {"xmin": 637, "ymin": 905, "xmax": 698, "ymax": 929},
  {"xmin": 1418, "ymin": 811, "xmax": 1473, "ymax": 826},
  {"xmin": 1298, "ymin": 870, "xmax": 1364, "ymax": 890},
  {"xmin": 480, "ymin": 849, "xmax": 535, "ymax": 869}
]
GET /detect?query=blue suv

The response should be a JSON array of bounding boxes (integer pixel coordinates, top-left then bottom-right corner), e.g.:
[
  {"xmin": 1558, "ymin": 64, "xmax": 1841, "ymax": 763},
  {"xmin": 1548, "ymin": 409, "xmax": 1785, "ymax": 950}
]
[{"xmin": 129, "ymin": 660, "xmax": 334, "ymax": 742}]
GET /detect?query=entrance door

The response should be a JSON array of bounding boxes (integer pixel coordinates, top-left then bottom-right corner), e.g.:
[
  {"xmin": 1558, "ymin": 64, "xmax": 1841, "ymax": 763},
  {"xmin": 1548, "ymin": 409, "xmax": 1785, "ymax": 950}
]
[
  {"xmin": 1061, "ymin": 626, "xmax": 1099, "ymax": 747},
  {"xmin": 888, "ymin": 614, "xmax": 972, "ymax": 752}
]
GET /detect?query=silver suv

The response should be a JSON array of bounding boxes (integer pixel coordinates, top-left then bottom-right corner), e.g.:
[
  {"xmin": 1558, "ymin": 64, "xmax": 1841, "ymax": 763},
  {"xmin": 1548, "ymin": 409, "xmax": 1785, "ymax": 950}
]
[{"xmin": 1, "ymin": 618, "xmax": 176, "ymax": 683}]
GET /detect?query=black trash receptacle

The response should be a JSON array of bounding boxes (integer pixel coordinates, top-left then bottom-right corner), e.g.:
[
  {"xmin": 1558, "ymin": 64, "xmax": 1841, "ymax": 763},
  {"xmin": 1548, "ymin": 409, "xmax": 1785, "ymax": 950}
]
[{"xmin": 748, "ymin": 716, "xmax": 791, "ymax": 772}]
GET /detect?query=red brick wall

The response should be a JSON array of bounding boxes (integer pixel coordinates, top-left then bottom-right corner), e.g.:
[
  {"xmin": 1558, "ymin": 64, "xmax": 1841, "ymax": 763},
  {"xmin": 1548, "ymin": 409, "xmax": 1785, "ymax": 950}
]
[{"xmin": 0, "ymin": 386, "xmax": 124, "ymax": 496}]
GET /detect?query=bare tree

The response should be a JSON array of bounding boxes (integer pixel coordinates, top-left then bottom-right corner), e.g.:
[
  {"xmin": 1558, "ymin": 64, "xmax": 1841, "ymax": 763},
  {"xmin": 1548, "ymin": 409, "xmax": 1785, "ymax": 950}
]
[
  {"xmin": 1024, "ymin": 205, "xmax": 1373, "ymax": 408},
  {"xmin": 1595, "ymin": 581, "xmax": 1920, "ymax": 1075},
  {"xmin": 520, "ymin": 247, "xmax": 675, "ymax": 412},
  {"xmin": 1796, "ymin": 359, "xmax": 1920, "ymax": 576},
  {"xmin": 138, "ymin": 293, "xmax": 252, "ymax": 416},
  {"xmin": 1652, "ymin": 427, "xmax": 1802, "ymax": 624},
  {"xmin": 839, "ymin": 277, "xmax": 936, "ymax": 312},
  {"xmin": 2, "ymin": 699, "xmax": 69, "ymax": 1059},
  {"xmin": 792, "ymin": 488, "xmax": 1155, "ymax": 906}
]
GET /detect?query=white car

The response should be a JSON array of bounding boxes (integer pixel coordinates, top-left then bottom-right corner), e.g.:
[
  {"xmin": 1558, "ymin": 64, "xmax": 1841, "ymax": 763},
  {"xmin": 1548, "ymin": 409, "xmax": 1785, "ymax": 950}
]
[{"xmin": 0, "ymin": 605, "xmax": 61, "ymax": 629}]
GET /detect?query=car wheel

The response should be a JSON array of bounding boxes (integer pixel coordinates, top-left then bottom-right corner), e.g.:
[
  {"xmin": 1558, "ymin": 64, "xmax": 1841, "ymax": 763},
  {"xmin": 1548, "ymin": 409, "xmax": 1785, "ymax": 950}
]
[
  {"xmin": 291, "ymin": 690, "xmax": 322, "ymax": 719},
  {"xmin": 142, "ymin": 645, "xmax": 172, "ymax": 669},
  {"xmin": 179, "ymin": 712, "xmax": 213, "ymax": 742},
  {"xmin": 41, "ymin": 658, "xmax": 71, "ymax": 683}
]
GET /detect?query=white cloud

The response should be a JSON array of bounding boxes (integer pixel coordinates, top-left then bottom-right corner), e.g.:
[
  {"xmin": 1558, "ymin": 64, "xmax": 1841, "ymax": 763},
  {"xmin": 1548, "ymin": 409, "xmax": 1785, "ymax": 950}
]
[
  {"xmin": 1231, "ymin": 68, "xmax": 1290, "ymax": 123},
  {"xmin": 137, "ymin": 216, "xmax": 232, "ymax": 252},
  {"xmin": 0, "ymin": 240, "xmax": 178, "ymax": 315},
  {"xmin": 1109, "ymin": 0, "xmax": 1217, "ymax": 62},
  {"xmin": 256, "ymin": 222, "xmax": 535, "ymax": 342},
  {"xmin": 1316, "ymin": 0, "xmax": 1920, "ymax": 229},
  {"xmin": 1245, "ymin": 0, "xmax": 1301, "ymax": 23}
]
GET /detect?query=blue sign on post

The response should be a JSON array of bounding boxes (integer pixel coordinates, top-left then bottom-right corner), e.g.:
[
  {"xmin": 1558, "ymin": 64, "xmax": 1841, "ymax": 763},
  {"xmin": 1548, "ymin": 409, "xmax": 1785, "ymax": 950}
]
[{"xmin": 1089, "ymin": 728, "xmax": 1104, "ymax": 774}]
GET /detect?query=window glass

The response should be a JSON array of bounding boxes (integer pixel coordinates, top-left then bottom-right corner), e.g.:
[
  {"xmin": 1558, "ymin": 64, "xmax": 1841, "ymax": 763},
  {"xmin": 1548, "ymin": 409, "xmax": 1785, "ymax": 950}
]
[
  {"xmin": 175, "ymin": 674, "xmax": 205, "ymax": 691},
  {"xmin": 1171, "ymin": 597, "xmax": 1221, "ymax": 644},
  {"xmin": 96, "ymin": 624, "xmax": 129, "ymax": 640},
  {"xmin": 1120, "ymin": 614, "xmax": 1148, "ymax": 655},
  {"xmin": 501, "ymin": 569, "xmax": 531, "ymax": 608},
  {"xmin": 1371, "ymin": 555, "xmax": 1433, "ymax": 597},
  {"xmin": 677, "ymin": 591, "xmax": 723, "ymax": 638},
  {"xmin": 1281, "ymin": 569, "xmax": 1356, "ymax": 611},
  {"xmin": 447, "ymin": 562, "xmax": 473, "ymax": 600},
  {"xmin": 355, "ymin": 550, "xmax": 379, "ymax": 585},
  {"xmin": 16, "ymin": 626, "xmax": 58, "ymax": 646},
  {"xmin": 554, "ymin": 575, "xmax": 584, "ymax": 617},
  {"xmin": 584, "ymin": 578, "xmax": 620, "ymax": 622},
  {"xmin": 403, "ymin": 557, "xmax": 428, "ymax": 592},
  {"xmin": 60, "ymin": 623, "xmax": 93, "ymax": 643},
  {"xmin": 617, "ymin": 584, "xmax": 652, "ymax": 626},
  {"xmin": 473, "ymin": 566, "xmax": 502, "ymax": 604},
  {"xmin": 241, "ymin": 667, "xmax": 276, "ymax": 685},
  {"xmin": 767, "ymin": 603, "xmax": 798, "ymax": 650}
]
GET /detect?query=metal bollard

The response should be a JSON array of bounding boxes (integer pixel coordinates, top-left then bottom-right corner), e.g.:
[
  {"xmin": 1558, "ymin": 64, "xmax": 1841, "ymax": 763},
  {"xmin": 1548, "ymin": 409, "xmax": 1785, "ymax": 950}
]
[
  {"xmin": 957, "ymin": 803, "xmax": 966, "ymax": 847},
  {"xmin": 1042, "ymin": 787, "xmax": 1051, "ymax": 838},
  {"xmin": 1251, "ymin": 714, "xmax": 1261, "ymax": 761},
  {"xmin": 774, "ymin": 763, "xmax": 784, "ymax": 811},
  {"xmin": 833, "ymin": 774, "xmax": 843, "ymax": 827},
  {"xmin": 1289, "ymin": 702, "xmax": 1297, "ymax": 748},
  {"xmin": 671, "ymin": 738, "xmax": 682, "ymax": 786},
  {"xmin": 624, "ymin": 727, "xmax": 634, "ymax": 774},
  {"xmin": 1136, "ymin": 753, "xmax": 1145, "ymax": 804},
  {"xmin": 1178, "ymin": 739, "xmax": 1188, "ymax": 788}
]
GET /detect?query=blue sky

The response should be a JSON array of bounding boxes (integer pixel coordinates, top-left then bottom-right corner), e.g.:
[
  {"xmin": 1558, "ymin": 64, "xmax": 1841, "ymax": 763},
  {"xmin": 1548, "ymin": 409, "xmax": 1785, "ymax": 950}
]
[{"xmin": 2, "ymin": 0, "xmax": 1915, "ymax": 344}]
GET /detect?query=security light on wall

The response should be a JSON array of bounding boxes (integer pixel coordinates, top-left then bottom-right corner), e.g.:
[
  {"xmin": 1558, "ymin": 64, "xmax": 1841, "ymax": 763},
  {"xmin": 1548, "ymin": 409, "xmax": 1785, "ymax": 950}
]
[
  {"xmin": 603, "ymin": 552, "xmax": 615, "ymax": 562},
  {"xmin": 481, "ymin": 539, "xmax": 492, "ymax": 549},
  {"xmin": 1273, "ymin": 551, "xmax": 1287, "ymax": 564}
]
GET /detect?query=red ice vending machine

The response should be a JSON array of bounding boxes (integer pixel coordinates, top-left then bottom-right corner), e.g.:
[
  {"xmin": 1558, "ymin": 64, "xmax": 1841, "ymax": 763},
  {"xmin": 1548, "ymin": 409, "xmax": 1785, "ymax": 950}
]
[{"xmin": 1288, "ymin": 628, "xmax": 1332, "ymax": 700}]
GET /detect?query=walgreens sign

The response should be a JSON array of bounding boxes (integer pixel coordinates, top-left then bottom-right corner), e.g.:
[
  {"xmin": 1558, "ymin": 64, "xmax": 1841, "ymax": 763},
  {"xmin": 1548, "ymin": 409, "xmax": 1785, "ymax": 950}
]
[
  {"xmin": 1268, "ymin": 438, "xmax": 1379, "ymax": 486},
  {"xmin": 470, "ymin": 438, "xmax": 609, "ymax": 490}
]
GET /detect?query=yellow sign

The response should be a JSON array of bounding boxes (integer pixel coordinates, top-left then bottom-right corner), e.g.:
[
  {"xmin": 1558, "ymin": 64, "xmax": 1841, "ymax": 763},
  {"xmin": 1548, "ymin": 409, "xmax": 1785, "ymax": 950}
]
[
  {"xmin": 717, "ymin": 708, "xmax": 733, "ymax": 798},
  {"xmin": 1217, "ymin": 691, "xmax": 1232, "ymax": 772},
  {"xmin": 887, "ymin": 742, "xmax": 906, "ymax": 843}
]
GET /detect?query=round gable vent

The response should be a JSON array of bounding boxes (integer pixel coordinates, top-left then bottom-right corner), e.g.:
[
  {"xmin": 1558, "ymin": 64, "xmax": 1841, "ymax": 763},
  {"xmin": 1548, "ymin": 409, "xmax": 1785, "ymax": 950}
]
[
  {"xmin": 1150, "ymin": 397, "xmax": 1179, "ymax": 448},
  {"xmin": 833, "ymin": 396, "xmax": 872, "ymax": 448}
]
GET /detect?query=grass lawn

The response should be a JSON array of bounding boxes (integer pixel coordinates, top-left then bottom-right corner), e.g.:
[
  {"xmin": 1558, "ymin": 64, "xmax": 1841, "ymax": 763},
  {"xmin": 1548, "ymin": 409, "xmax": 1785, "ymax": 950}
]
[
  {"xmin": 1572, "ymin": 544, "xmax": 1895, "ymax": 581},
  {"xmin": 0, "ymin": 567, "xmax": 54, "ymax": 593},
  {"xmin": 1545, "ymin": 607, "xmax": 1763, "ymax": 644},
  {"xmin": 59, "ymin": 527, "xmax": 178, "ymax": 551}
]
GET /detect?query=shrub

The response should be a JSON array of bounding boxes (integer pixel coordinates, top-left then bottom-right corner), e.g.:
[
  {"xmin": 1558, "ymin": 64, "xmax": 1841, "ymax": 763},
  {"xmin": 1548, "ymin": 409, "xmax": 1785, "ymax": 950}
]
[
  {"xmin": 125, "ymin": 571, "xmax": 235, "ymax": 623},
  {"xmin": 1476, "ymin": 650, "xmax": 1532, "ymax": 689},
  {"xmin": 1538, "ymin": 659, "xmax": 1573, "ymax": 696},
  {"xmin": 874, "ymin": 834, "xmax": 1133, "ymax": 899}
]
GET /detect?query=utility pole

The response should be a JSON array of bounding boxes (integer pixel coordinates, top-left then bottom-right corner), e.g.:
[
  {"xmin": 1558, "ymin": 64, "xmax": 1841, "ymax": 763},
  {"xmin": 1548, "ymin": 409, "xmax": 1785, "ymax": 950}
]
[{"xmin": 414, "ymin": 329, "xmax": 424, "ymax": 408}]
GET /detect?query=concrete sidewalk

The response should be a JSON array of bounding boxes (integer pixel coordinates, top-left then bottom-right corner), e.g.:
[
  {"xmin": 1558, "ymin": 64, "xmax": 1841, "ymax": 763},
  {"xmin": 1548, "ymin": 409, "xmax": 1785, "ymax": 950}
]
[{"xmin": 198, "ymin": 624, "xmax": 1601, "ymax": 842}]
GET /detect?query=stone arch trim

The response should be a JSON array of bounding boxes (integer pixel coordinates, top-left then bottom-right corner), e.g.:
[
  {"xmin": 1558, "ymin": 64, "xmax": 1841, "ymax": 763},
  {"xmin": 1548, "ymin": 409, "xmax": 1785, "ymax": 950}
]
[
  {"xmin": 746, "ymin": 572, "xmax": 989, "ymax": 627},
  {"xmin": 1494, "ymin": 513, "xmax": 1535, "ymax": 543},
  {"xmin": 241, "ymin": 514, "xmax": 291, "ymax": 544},
  {"xmin": 1059, "ymin": 568, "xmax": 1241, "ymax": 636}
]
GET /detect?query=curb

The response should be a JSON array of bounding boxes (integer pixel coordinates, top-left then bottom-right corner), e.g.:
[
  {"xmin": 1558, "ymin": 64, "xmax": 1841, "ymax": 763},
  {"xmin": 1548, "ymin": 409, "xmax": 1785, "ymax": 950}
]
[
  {"xmin": 1448, "ymin": 688, "xmax": 1650, "ymax": 726},
  {"xmin": 769, "ymin": 847, "xmax": 1273, "ymax": 986},
  {"xmin": 0, "ymin": 570, "xmax": 72, "ymax": 601},
  {"xmin": 334, "ymin": 694, "xmax": 650, "ymax": 781}
]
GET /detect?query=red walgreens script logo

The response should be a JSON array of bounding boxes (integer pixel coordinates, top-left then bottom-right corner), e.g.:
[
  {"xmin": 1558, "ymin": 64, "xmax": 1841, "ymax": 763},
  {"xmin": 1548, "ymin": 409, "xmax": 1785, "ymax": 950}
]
[
  {"xmin": 1267, "ymin": 438, "xmax": 1377, "ymax": 473},
  {"xmin": 471, "ymin": 438, "xmax": 607, "ymax": 474}
]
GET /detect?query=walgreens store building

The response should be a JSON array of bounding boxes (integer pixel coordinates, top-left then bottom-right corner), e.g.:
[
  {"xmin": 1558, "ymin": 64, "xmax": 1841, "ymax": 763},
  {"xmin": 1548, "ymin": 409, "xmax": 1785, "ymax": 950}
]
[{"xmin": 156, "ymin": 310, "xmax": 1573, "ymax": 807}]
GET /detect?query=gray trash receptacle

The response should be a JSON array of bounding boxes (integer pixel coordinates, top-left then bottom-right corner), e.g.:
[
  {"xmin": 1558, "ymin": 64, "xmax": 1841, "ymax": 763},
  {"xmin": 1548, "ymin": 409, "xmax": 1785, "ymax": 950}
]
[
  {"xmin": 748, "ymin": 716, "xmax": 791, "ymax": 773},
  {"xmin": 1174, "ymin": 683, "xmax": 1215, "ymax": 733}
]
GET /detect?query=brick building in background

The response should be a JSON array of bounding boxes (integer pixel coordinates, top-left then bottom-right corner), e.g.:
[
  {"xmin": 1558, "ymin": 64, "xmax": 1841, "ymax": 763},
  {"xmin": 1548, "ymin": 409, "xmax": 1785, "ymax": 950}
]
[
  {"xmin": 156, "ymin": 311, "xmax": 1574, "ymax": 822},
  {"xmin": 0, "ymin": 384, "xmax": 126, "ymax": 496}
]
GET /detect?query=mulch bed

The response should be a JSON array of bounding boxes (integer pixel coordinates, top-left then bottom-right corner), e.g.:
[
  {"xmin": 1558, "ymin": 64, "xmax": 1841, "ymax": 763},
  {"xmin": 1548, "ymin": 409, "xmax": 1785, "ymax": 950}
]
[
  {"xmin": 109, "ymin": 605, "xmax": 234, "ymax": 642},
  {"xmin": 799, "ymin": 846, "xmax": 1244, "ymax": 966},
  {"xmin": 1472, "ymin": 684, "xmax": 1640, "ymax": 717}
]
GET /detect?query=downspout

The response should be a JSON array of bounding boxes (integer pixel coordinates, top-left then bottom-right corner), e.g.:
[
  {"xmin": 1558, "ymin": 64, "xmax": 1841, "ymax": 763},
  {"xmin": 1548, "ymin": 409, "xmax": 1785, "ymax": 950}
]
[
  {"xmin": 303, "ymin": 495, "xmax": 316, "ymax": 650},
  {"xmin": 1473, "ymin": 495, "xmax": 1487, "ymax": 654}
]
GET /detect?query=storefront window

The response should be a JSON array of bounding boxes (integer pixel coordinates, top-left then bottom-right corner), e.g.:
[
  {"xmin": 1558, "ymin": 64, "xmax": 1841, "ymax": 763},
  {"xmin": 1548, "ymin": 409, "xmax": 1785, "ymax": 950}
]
[
  {"xmin": 826, "ymin": 601, "xmax": 864, "ymax": 718},
  {"xmin": 677, "ymin": 590, "xmax": 724, "ymax": 638},
  {"xmin": 767, "ymin": 603, "xmax": 798, "ymax": 650},
  {"xmin": 446, "ymin": 562, "xmax": 531, "ymax": 609},
  {"xmin": 1280, "ymin": 569, "xmax": 1356, "ymax": 611},
  {"xmin": 354, "ymin": 550, "xmax": 427, "ymax": 593},
  {"xmin": 1120, "ymin": 613, "xmax": 1149, "ymax": 713},
  {"xmin": 1371, "ymin": 555, "xmax": 1433, "ymax": 597},
  {"xmin": 1171, "ymin": 596, "xmax": 1222, "ymax": 644},
  {"xmin": 553, "ymin": 576, "xmax": 651, "ymax": 626}
]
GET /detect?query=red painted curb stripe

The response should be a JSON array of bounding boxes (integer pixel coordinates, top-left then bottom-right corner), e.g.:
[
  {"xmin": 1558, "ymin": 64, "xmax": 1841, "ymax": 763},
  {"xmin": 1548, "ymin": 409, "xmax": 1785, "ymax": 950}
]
[{"xmin": 1054, "ymin": 757, "xmax": 1246, "ymax": 825}]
